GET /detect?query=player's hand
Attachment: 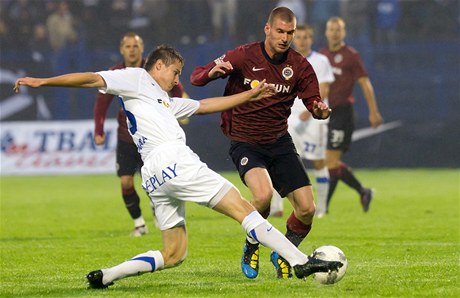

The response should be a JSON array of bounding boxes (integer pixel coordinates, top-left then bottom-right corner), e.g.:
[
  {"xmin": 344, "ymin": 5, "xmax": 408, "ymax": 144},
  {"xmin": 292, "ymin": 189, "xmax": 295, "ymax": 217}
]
[
  {"xmin": 94, "ymin": 134, "xmax": 106, "ymax": 145},
  {"xmin": 249, "ymin": 79, "xmax": 276, "ymax": 101},
  {"xmin": 13, "ymin": 77, "xmax": 43, "ymax": 93},
  {"xmin": 208, "ymin": 61, "xmax": 233, "ymax": 79},
  {"xmin": 369, "ymin": 111, "xmax": 383, "ymax": 128},
  {"xmin": 312, "ymin": 100, "xmax": 332, "ymax": 119}
]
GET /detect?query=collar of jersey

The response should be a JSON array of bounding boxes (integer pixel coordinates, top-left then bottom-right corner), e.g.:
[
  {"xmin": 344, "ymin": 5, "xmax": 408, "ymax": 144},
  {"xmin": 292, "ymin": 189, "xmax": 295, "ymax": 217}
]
[{"xmin": 259, "ymin": 42, "xmax": 289, "ymax": 65}]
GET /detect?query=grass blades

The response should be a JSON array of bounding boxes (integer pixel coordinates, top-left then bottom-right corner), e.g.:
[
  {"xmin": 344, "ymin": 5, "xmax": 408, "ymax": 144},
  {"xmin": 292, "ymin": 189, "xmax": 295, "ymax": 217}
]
[{"xmin": 1, "ymin": 169, "xmax": 459, "ymax": 297}]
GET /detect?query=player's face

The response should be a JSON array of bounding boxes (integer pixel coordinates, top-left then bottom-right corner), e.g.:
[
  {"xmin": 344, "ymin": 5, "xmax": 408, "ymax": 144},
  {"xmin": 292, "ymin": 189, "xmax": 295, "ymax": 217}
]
[
  {"xmin": 120, "ymin": 36, "xmax": 144, "ymax": 67},
  {"xmin": 156, "ymin": 59, "xmax": 183, "ymax": 92},
  {"xmin": 264, "ymin": 17, "xmax": 296, "ymax": 56},
  {"xmin": 293, "ymin": 29, "xmax": 313, "ymax": 54},
  {"xmin": 325, "ymin": 21, "xmax": 346, "ymax": 47}
]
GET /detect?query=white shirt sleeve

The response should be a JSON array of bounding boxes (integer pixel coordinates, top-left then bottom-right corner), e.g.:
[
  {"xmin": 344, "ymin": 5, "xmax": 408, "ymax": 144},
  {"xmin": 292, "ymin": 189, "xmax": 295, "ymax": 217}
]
[
  {"xmin": 318, "ymin": 56, "xmax": 335, "ymax": 84},
  {"xmin": 97, "ymin": 68, "xmax": 143, "ymax": 98},
  {"xmin": 169, "ymin": 97, "xmax": 200, "ymax": 119}
]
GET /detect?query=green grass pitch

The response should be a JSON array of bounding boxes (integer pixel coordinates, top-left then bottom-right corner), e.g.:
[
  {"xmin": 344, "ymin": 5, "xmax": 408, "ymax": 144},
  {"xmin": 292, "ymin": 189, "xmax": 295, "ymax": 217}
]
[{"xmin": 1, "ymin": 169, "xmax": 459, "ymax": 297}]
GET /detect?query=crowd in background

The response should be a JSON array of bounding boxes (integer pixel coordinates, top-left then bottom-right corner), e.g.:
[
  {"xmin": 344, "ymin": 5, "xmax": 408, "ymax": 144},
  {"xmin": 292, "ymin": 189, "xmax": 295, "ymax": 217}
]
[
  {"xmin": 1, "ymin": 0, "xmax": 458, "ymax": 53},
  {"xmin": 0, "ymin": 0, "xmax": 458, "ymax": 122}
]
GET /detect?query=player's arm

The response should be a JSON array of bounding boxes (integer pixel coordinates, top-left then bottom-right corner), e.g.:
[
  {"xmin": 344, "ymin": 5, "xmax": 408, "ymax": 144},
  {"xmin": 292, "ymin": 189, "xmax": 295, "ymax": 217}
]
[
  {"xmin": 190, "ymin": 61, "xmax": 233, "ymax": 86},
  {"xmin": 14, "ymin": 72, "xmax": 105, "ymax": 92},
  {"xmin": 194, "ymin": 80, "xmax": 274, "ymax": 115},
  {"xmin": 357, "ymin": 76, "xmax": 383, "ymax": 128},
  {"xmin": 93, "ymin": 93, "xmax": 114, "ymax": 145},
  {"xmin": 299, "ymin": 81, "xmax": 331, "ymax": 121}
]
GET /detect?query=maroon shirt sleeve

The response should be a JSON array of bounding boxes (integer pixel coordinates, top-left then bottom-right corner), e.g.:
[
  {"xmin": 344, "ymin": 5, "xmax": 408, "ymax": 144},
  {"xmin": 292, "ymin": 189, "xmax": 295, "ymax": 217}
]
[
  {"xmin": 296, "ymin": 60, "xmax": 322, "ymax": 119},
  {"xmin": 190, "ymin": 48, "xmax": 243, "ymax": 86},
  {"xmin": 170, "ymin": 81, "xmax": 185, "ymax": 97},
  {"xmin": 93, "ymin": 92, "xmax": 115, "ymax": 137},
  {"xmin": 93, "ymin": 62, "xmax": 123, "ymax": 138}
]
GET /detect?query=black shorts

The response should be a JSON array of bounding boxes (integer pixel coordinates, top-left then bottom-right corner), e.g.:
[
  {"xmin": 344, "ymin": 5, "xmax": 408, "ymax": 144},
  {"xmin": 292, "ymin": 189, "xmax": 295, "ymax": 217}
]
[
  {"xmin": 229, "ymin": 134, "xmax": 311, "ymax": 197},
  {"xmin": 116, "ymin": 140, "xmax": 143, "ymax": 177},
  {"xmin": 327, "ymin": 105, "xmax": 355, "ymax": 152}
]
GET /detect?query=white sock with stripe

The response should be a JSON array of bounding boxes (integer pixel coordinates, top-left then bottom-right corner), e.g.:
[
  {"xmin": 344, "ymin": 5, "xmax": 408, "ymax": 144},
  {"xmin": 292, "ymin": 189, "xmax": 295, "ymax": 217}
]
[
  {"xmin": 101, "ymin": 250, "xmax": 164, "ymax": 285},
  {"xmin": 314, "ymin": 167, "xmax": 329, "ymax": 215},
  {"xmin": 241, "ymin": 211, "xmax": 308, "ymax": 266}
]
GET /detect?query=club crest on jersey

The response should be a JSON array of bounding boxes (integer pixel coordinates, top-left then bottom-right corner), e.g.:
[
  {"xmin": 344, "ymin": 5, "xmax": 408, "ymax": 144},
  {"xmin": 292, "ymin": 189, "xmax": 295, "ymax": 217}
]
[
  {"xmin": 214, "ymin": 54, "xmax": 226, "ymax": 65},
  {"xmin": 282, "ymin": 66, "xmax": 293, "ymax": 80},
  {"xmin": 240, "ymin": 157, "xmax": 248, "ymax": 166},
  {"xmin": 334, "ymin": 54, "xmax": 343, "ymax": 64}
]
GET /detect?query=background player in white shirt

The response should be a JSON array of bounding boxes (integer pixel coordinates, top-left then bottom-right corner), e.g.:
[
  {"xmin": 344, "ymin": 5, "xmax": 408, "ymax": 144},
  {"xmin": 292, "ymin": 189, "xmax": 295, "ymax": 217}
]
[
  {"xmin": 14, "ymin": 45, "xmax": 342, "ymax": 289},
  {"xmin": 270, "ymin": 24, "xmax": 334, "ymax": 218}
]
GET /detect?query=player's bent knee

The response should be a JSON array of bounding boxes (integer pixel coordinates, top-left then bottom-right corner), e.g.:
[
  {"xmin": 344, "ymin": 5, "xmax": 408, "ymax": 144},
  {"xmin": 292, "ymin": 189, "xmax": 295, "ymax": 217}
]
[{"xmin": 162, "ymin": 247, "xmax": 188, "ymax": 268}]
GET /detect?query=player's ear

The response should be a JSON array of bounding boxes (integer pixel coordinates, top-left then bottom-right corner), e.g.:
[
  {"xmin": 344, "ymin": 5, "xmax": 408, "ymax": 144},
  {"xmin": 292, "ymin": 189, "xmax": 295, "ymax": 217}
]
[
  {"xmin": 155, "ymin": 60, "xmax": 164, "ymax": 71},
  {"xmin": 264, "ymin": 23, "xmax": 270, "ymax": 35}
]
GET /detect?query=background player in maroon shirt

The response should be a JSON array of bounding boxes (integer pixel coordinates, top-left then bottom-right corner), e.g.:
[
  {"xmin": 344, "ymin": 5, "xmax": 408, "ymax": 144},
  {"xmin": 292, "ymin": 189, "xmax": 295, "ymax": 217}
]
[
  {"xmin": 319, "ymin": 17, "xmax": 383, "ymax": 214},
  {"xmin": 93, "ymin": 33, "xmax": 186, "ymax": 237},
  {"xmin": 190, "ymin": 7, "xmax": 331, "ymax": 279}
]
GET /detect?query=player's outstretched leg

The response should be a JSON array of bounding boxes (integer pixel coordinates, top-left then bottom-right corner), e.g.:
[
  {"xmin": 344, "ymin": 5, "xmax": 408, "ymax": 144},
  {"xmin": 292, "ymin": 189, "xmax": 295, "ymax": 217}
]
[{"xmin": 86, "ymin": 250, "xmax": 165, "ymax": 289}]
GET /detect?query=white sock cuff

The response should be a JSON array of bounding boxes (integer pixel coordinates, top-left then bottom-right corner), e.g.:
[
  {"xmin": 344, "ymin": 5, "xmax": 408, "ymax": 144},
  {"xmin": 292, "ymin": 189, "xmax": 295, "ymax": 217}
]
[
  {"xmin": 314, "ymin": 167, "xmax": 330, "ymax": 183},
  {"xmin": 150, "ymin": 250, "xmax": 164, "ymax": 271},
  {"xmin": 241, "ymin": 211, "xmax": 266, "ymax": 234},
  {"xmin": 133, "ymin": 216, "xmax": 145, "ymax": 227}
]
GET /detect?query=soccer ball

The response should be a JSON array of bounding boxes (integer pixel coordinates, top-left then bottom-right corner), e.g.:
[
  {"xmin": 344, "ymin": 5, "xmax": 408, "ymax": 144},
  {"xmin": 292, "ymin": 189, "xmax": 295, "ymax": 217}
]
[{"xmin": 312, "ymin": 245, "xmax": 348, "ymax": 284}]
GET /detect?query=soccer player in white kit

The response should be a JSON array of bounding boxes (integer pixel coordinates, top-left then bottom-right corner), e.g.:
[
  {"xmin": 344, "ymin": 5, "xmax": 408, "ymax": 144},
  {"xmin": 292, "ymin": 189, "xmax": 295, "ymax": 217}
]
[
  {"xmin": 270, "ymin": 25, "xmax": 335, "ymax": 218},
  {"xmin": 14, "ymin": 45, "xmax": 342, "ymax": 289}
]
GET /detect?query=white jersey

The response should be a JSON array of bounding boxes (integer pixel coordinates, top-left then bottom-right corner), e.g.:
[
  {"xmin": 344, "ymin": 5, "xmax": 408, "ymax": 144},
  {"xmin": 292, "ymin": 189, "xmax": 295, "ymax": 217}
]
[
  {"xmin": 97, "ymin": 68, "xmax": 199, "ymax": 161},
  {"xmin": 289, "ymin": 51, "xmax": 334, "ymax": 160},
  {"xmin": 290, "ymin": 51, "xmax": 334, "ymax": 117},
  {"xmin": 97, "ymin": 67, "xmax": 233, "ymax": 230}
]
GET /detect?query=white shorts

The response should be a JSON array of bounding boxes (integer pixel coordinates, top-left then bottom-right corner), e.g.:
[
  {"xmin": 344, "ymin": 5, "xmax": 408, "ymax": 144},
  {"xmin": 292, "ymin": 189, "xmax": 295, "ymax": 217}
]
[
  {"xmin": 141, "ymin": 143, "xmax": 233, "ymax": 230},
  {"xmin": 288, "ymin": 117, "xmax": 328, "ymax": 161}
]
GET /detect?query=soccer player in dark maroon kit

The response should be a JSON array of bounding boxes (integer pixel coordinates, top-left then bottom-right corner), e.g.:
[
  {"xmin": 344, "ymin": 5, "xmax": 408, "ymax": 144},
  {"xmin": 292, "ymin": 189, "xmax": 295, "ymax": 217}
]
[
  {"xmin": 190, "ymin": 7, "xmax": 331, "ymax": 279},
  {"xmin": 94, "ymin": 33, "xmax": 186, "ymax": 237},
  {"xmin": 319, "ymin": 17, "xmax": 383, "ymax": 214}
]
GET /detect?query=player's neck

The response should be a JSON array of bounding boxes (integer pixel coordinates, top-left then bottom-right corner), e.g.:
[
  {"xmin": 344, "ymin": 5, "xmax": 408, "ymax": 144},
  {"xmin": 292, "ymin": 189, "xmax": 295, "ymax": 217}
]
[
  {"xmin": 125, "ymin": 60, "xmax": 143, "ymax": 68},
  {"xmin": 329, "ymin": 42, "xmax": 345, "ymax": 52}
]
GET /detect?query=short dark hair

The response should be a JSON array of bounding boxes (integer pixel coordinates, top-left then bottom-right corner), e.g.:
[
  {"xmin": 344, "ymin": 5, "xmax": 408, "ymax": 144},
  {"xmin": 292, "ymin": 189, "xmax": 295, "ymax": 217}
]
[
  {"xmin": 267, "ymin": 6, "xmax": 296, "ymax": 26},
  {"xmin": 296, "ymin": 24, "xmax": 314, "ymax": 37},
  {"xmin": 144, "ymin": 45, "xmax": 184, "ymax": 71},
  {"xmin": 120, "ymin": 32, "xmax": 144, "ymax": 47}
]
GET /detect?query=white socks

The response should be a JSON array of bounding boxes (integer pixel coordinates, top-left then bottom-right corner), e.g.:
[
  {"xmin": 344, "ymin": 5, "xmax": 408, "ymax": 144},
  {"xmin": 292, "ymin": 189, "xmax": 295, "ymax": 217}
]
[
  {"xmin": 102, "ymin": 250, "xmax": 164, "ymax": 285},
  {"xmin": 314, "ymin": 167, "xmax": 329, "ymax": 215},
  {"xmin": 269, "ymin": 189, "xmax": 284, "ymax": 216},
  {"xmin": 241, "ymin": 211, "xmax": 308, "ymax": 266},
  {"xmin": 133, "ymin": 216, "xmax": 146, "ymax": 228}
]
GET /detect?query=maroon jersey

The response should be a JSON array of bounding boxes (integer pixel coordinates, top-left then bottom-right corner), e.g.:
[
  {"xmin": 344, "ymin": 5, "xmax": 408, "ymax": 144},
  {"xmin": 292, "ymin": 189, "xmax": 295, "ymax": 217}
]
[
  {"xmin": 319, "ymin": 45, "xmax": 368, "ymax": 108},
  {"xmin": 93, "ymin": 61, "xmax": 184, "ymax": 143},
  {"xmin": 190, "ymin": 42, "xmax": 321, "ymax": 145}
]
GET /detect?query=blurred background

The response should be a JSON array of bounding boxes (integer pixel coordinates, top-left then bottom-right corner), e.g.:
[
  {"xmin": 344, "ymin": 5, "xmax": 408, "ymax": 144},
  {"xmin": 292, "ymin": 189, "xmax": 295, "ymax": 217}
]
[{"xmin": 1, "ymin": 0, "xmax": 459, "ymax": 174}]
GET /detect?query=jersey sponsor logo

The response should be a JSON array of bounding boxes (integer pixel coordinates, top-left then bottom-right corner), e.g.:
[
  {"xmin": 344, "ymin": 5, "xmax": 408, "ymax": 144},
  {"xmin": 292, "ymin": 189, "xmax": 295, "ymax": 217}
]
[
  {"xmin": 214, "ymin": 54, "xmax": 226, "ymax": 65},
  {"xmin": 282, "ymin": 66, "xmax": 293, "ymax": 80},
  {"xmin": 252, "ymin": 66, "xmax": 265, "ymax": 72},
  {"xmin": 240, "ymin": 156, "xmax": 248, "ymax": 166},
  {"xmin": 157, "ymin": 98, "xmax": 170, "ymax": 108},
  {"xmin": 243, "ymin": 78, "xmax": 290, "ymax": 93},
  {"xmin": 142, "ymin": 163, "xmax": 178, "ymax": 193},
  {"xmin": 136, "ymin": 136, "xmax": 147, "ymax": 152}
]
